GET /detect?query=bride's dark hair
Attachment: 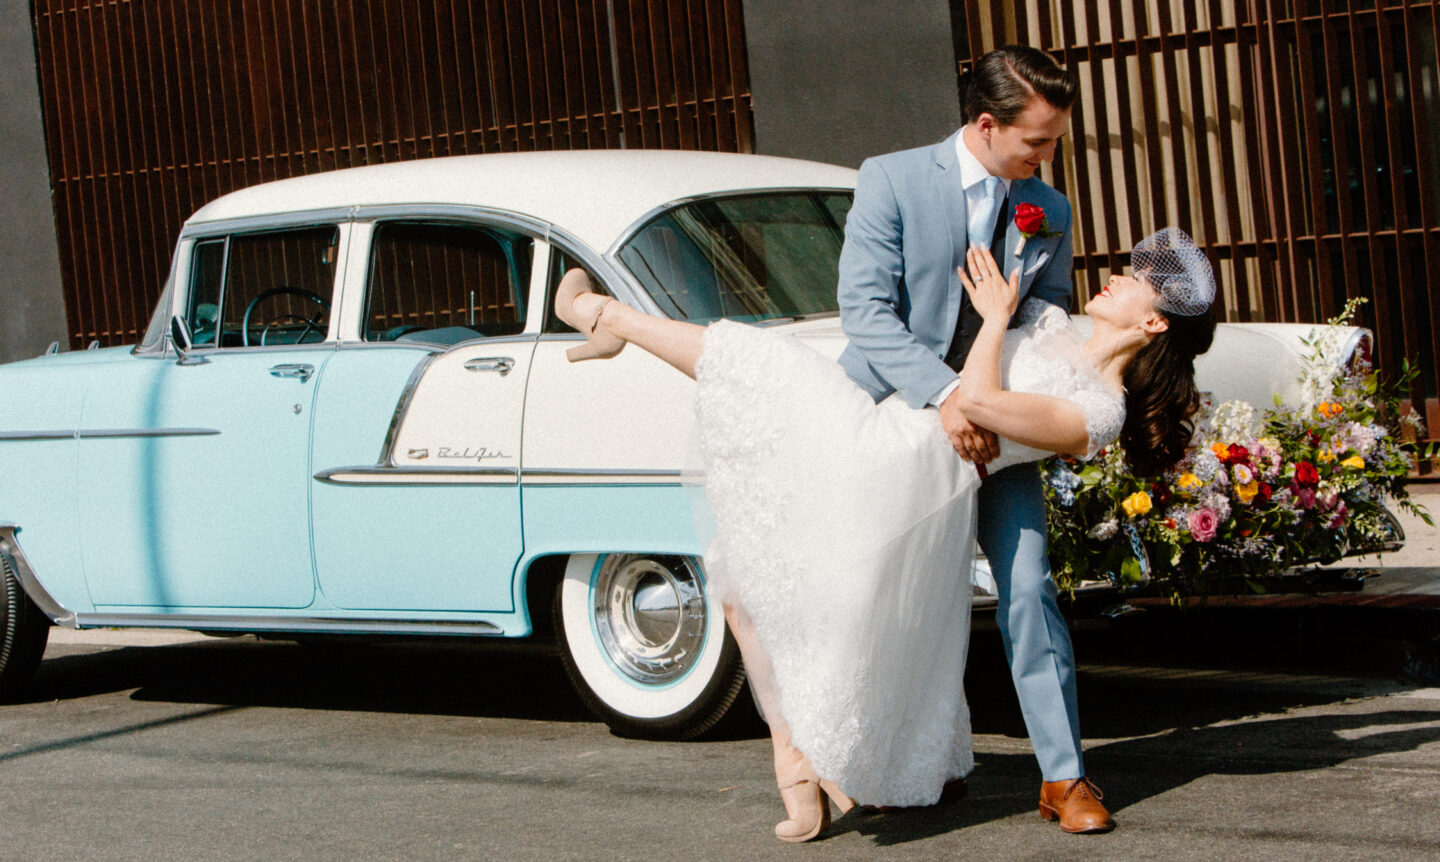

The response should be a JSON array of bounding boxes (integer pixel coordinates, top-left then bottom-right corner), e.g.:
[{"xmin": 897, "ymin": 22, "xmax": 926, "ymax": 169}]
[{"xmin": 1119, "ymin": 306, "xmax": 1217, "ymax": 476}]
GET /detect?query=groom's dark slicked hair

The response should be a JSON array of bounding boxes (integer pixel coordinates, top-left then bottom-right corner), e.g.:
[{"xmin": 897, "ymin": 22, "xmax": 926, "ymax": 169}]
[{"xmin": 960, "ymin": 45, "xmax": 1078, "ymax": 126}]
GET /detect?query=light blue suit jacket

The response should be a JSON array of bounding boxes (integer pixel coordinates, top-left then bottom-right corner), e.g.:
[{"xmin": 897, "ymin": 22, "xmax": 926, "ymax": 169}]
[{"xmin": 837, "ymin": 132, "xmax": 1075, "ymax": 407}]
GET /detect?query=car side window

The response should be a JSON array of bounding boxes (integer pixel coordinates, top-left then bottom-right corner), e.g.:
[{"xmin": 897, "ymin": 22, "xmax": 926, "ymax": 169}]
[
  {"xmin": 542, "ymin": 247, "xmax": 600, "ymax": 334},
  {"xmin": 364, "ymin": 221, "xmax": 531, "ymax": 344},
  {"xmin": 187, "ymin": 225, "xmax": 340, "ymax": 348}
]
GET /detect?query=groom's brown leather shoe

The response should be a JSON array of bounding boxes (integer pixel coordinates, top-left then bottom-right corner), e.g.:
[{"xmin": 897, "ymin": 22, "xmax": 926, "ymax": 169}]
[{"xmin": 1039, "ymin": 777, "xmax": 1115, "ymax": 833}]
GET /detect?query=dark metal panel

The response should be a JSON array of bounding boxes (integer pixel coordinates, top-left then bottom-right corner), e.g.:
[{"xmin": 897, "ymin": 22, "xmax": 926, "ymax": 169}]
[
  {"xmin": 1345, "ymin": 3, "xmax": 1397, "ymax": 372},
  {"xmin": 1179, "ymin": 4, "xmax": 1225, "ymax": 317},
  {"xmin": 1056, "ymin": 0, "xmax": 1102, "ymax": 300},
  {"xmin": 1082, "ymin": 0, "xmax": 1122, "ymax": 275},
  {"xmin": 1207, "ymin": 22, "xmax": 1253, "ymax": 319},
  {"xmin": 1374, "ymin": 5, "xmax": 1423, "ymax": 384},
  {"xmin": 1402, "ymin": 2, "xmax": 1440, "ymax": 405}
]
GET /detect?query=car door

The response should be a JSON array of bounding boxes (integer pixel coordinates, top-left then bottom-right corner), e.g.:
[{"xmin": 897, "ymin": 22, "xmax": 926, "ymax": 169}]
[
  {"xmin": 308, "ymin": 217, "xmax": 539, "ymax": 612},
  {"xmin": 79, "ymin": 223, "xmax": 343, "ymax": 609}
]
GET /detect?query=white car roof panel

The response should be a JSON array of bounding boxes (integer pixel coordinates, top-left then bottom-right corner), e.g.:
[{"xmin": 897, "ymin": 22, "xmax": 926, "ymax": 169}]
[{"xmin": 186, "ymin": 151, "xmax": 859, "ymax": 251}]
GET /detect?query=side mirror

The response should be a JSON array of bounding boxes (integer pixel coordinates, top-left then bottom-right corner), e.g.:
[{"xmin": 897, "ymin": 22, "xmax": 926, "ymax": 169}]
[{"xmin": 170, "ymin": 315, "xmax": 208, "ymax": 365}]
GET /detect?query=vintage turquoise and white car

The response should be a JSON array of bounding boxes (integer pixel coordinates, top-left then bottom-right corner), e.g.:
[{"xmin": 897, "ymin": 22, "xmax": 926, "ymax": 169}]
[{"xmin": 0, "ymin": 151, "xmax": 1378, "ymax": 739}]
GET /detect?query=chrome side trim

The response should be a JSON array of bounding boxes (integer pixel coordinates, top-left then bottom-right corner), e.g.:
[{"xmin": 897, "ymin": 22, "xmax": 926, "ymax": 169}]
[
  {"xmin": 181, "ymin": 207, "xmax": 358, "ymax": 237},
  {"xmin": 315, "ymin": 465, "xmax": 519, "ymax": 486},
  {"xmin": 379, "ymin": 352, "xmax": 443, "ymax": 466},
  {"xmin": 79, "ymin": 428, "xmax": 221, "ymax": 439},
  {"xmin": 0, "ymin": 428, "xmax": 221, "ymax": 442},
  {"xmin": 0, "ymin": 431, "xmax": 76, "ymax": 441},
  {"xmin": 0, "ymin": 526, "xmax": 78, "ymax": 627},
  {"xmin": 73, "ymin": 613, "xmax": 502, "ymax": 636},
  {"xmin": 344, "ymin": 204, "xmax": 549, "ymax": 237},
  {"xmin": 521, "ymin": 468, "xmax": 684, "ymax": 486}
]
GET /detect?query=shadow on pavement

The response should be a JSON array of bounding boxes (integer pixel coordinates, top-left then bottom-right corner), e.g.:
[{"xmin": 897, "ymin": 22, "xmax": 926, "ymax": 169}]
[
  {"xmin": 29, "ymin": 637, "xmax": 593, "ymax": 723},
  {"xmin": 822, "ymin": 699, "xmax": 1440, "ymax": 847}
]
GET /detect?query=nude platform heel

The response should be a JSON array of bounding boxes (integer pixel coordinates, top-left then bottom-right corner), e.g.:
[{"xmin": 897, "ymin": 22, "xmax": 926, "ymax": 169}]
[
  {"xmin": 553, "ymin": 269, "xmax": 624, "ymax": 361},
  {"xmin": 775, "ymin": 780, "xmax": 830, "ymax": 843}
]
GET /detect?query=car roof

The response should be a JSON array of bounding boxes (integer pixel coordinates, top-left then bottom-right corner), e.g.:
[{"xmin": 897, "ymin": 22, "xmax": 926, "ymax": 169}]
[{"xmin": 186, "ymin": 150, "xmax": 859, "ymax": 252}]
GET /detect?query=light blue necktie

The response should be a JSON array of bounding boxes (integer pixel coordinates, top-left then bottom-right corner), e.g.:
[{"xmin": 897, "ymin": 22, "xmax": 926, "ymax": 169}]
[{"xmin": 968, "ymin": 176, "xmax": 1002, "ymax": 250}]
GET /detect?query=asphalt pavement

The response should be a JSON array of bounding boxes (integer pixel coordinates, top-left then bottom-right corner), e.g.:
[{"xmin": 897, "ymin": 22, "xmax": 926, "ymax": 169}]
[{"xmin": 2, "ymin": 483, "xmax": 1435, "ymax": 861}]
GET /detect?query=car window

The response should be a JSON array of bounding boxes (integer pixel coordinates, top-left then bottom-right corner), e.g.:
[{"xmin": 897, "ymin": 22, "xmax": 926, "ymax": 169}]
[
  {"xmin": 186, "ymin": 225, "xmax": 340, "ymax": 348},
  {"xmin": 364, "ymin": 221, "xmax": 531, "ymax": 344},
  {"xmin": 543, "ymin": 246, "xmax": 597, "ymax": 334},
  {"xmin": 616, "ymin": 192, "xmax": 852, "ymax": 324}
]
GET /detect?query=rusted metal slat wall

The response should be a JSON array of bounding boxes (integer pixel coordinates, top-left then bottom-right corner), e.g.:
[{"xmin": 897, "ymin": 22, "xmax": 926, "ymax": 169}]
[
  {"xmin": 31, "ymin": 0, "xmax": 754, "ymax": 348},
  {"xmin": 953, "ymin": 1, "xmax": 1440, "ymax": 434}
]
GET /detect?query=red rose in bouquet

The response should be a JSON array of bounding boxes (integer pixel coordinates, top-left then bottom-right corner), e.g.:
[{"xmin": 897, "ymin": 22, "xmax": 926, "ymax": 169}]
[{"xmin": 1294, "ymin": 461, "xmax": 1320, "ymax": 485}]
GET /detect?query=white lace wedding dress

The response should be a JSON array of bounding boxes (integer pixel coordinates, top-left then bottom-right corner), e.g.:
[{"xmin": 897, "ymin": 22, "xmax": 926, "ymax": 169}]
[{"xmin": 693, "ymin": 299, "xmax": 1124, "ymax": 807}]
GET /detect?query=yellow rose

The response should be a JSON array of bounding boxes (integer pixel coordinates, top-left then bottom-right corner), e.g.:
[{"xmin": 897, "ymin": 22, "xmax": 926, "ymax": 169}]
[
  {"xmin": 1176, "ymin": 473, "xmax": 1202, "ymax": 494},
  {"xmin": 1121, "ymin": 491, "xmax": 1153, "ymax": 518},
  {"xmin": 1235, "ymin": 481, "xmax": 1259, "ymax": 504},
  {"xmin": 1317, "ymin": 448, "xmax": 1335, "ymax": 463},
  {"xmin": 1341, "ymin": 455, "xmax": 1365, "ymax": 469}
]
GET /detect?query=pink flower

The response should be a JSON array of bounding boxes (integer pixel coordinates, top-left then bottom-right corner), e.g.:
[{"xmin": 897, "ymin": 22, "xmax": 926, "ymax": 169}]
[
  {"xmin": 1188, "ymin": 508, "xmax": 1219, "ymax": 542},
  {"xmin": 1294, "ymin": 486, "xmax": 1317, "ymax": 509},
  {"xmin": 1326, "ymin": 500, "xmax": 1349, "ymax": 529}
]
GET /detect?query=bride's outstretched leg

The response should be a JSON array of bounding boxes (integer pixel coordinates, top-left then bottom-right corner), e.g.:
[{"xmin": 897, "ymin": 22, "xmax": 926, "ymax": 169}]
[
  {"xmin": 555, "ymin": 268, "xmax": 705, "ymax": 377},
  {"xmin": 722, "ymin": 601, "xmax": 852, "ymax": 842}
]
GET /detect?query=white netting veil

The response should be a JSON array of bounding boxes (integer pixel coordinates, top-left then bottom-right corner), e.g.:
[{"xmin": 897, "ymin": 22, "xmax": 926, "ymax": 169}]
[{"xmin": 1131, "ymin": 227, "xmax": 1215, "ymax": 317}]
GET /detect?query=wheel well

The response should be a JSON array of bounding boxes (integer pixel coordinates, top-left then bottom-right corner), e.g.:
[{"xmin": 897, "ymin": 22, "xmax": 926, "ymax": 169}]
[{"xmin": 521, "ymin": 554, "xmax": 568, "ymax": 643}]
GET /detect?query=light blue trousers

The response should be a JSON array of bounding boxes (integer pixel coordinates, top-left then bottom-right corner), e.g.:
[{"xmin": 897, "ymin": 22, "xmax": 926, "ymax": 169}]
[{"xmin": 976, "ymin": 462, "xmax": 1084, "ymax": 782}]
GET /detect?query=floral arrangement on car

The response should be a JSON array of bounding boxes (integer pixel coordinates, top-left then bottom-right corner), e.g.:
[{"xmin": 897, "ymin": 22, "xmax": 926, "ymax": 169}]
[{"xmin": 1043, "ymin": 299, "xmax": 1436, "ymax": 595}]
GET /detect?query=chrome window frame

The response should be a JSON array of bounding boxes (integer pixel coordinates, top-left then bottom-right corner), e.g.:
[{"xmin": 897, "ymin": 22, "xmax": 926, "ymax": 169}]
[
  {"xmin": 354, "ymin": 210, "xmax": 544, "ymax": 345},
  {"xmin": 163, "ymin": 209, "xmax": 356, "ymax": 358}
]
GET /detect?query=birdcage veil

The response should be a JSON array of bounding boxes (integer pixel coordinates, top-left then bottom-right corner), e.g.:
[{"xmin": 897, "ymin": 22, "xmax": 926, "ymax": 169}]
[{"xmin": 1131, "ymin": 227, "xmax": 1215, "ymax": 317}]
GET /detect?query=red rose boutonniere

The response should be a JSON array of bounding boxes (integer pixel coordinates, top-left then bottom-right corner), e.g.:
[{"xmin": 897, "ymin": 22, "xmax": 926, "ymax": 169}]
[{"xmin": 1012, "ymin": 202, "xmax": 1062, "ymax": 256}]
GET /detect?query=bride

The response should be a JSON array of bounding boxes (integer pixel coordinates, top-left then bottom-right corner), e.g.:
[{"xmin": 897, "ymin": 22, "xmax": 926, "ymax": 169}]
[{"xmin": 555, "ymin": 228, "xmax": 1216, "ymax": 841}]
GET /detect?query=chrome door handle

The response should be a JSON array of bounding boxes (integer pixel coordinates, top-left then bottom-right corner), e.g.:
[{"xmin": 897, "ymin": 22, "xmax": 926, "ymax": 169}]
[
  {"xmin": 463, "ymin": 356, "xmax": 515, "ymax": 376},
  {"xmin": 269, "ymin": 363, "xmax": 314, "ymax": 383}
]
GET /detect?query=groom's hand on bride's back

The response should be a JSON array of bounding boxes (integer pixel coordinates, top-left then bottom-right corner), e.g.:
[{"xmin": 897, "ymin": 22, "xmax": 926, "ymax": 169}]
[{"xmin": 940, "ymin": 391, "xmax": 998, "ymax": 463}]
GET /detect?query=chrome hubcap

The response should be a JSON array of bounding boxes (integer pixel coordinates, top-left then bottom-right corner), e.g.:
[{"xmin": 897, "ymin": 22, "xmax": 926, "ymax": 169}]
[{"xmin": 593, "ymin": 554, "xmax": 707, "ymax": 685}]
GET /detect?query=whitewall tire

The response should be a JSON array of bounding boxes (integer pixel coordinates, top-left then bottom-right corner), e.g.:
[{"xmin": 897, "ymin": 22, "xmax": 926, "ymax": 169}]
[{"xmin": 555, "ymin": 553, "xmax": 746, "ymax": 740}]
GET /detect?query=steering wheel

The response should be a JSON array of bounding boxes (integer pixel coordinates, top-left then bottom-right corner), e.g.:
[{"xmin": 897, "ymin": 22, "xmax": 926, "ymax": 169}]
[{"xmin": 241, "ymin": 287, "xmax": 331, "ymax": 347}]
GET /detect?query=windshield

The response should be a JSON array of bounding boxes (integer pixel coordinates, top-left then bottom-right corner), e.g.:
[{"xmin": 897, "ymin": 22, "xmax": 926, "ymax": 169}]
[{"xmin": 616, "ymin": 191, "xmax": 852, "ymax": 324}]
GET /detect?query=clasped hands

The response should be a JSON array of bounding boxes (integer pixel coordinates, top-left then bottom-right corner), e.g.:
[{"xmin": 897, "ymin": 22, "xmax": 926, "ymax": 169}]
[{"xmin": 940, "ymin": 245, "xmax": 1020, "ymax": 463}]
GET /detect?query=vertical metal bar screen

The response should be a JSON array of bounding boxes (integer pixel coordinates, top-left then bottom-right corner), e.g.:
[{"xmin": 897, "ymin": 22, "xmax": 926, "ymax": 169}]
[
  {"xmin": 952, "ymin": 0, "xmax": 1440, "ymax": 447},
  {"xmin": 31, "ymin": 0, "xmax": 754, "ymax": 349}
]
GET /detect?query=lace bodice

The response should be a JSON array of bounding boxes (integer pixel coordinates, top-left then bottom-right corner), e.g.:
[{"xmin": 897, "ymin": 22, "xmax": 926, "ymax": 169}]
[{"xmin": 992, "ymin": 298, "xmax": 1126, "ymax": 464}]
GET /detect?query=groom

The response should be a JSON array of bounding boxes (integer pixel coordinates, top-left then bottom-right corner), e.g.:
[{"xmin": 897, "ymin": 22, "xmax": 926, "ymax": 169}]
[{"xmin": 836, "ymin": 45, "xmax": 1114, "ymax": 833}]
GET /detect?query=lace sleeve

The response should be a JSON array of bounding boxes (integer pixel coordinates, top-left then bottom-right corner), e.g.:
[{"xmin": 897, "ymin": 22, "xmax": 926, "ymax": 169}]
[
  {"xmin": 1018, "ymin": 297, "xmax": 1069, "ymax": 332},
  {"xmin": 1068, "ymin": 384, "xmax": 1126, "ymax": 460}
]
